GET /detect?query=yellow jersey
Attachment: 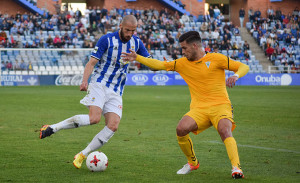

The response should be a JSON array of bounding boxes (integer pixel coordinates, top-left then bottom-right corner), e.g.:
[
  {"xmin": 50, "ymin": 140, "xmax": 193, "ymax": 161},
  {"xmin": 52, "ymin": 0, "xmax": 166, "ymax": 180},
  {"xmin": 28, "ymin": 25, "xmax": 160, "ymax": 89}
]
[{"xmin": 164, "ymin": 53, "xmax": 241, "ymax": 109}]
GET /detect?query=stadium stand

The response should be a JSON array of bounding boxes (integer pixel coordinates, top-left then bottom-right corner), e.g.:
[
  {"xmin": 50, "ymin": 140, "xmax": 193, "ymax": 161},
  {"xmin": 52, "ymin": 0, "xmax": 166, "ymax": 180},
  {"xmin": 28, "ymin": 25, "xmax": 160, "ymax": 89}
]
[
  {"xmin": 0, "ymin": 2, "xmax": 273, "ymax": 75},
  {"xmin": 246, "ymin": 7, "xmax": 300, "ymax": 73}
]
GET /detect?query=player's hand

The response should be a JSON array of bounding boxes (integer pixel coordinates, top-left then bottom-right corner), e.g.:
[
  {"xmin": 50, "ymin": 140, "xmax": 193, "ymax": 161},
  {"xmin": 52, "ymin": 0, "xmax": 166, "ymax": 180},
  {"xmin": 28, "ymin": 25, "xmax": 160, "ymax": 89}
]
[
  {"xmin": 80, "ymin": 81, "xmax": 88, "ymax": 91},
  {"xmin": 226, "ymin": 76, "xmax": 238, "ymax": 88},
  {"xmin": 121, "ymin": 49, "xmax": 137, "ymax": 62}
]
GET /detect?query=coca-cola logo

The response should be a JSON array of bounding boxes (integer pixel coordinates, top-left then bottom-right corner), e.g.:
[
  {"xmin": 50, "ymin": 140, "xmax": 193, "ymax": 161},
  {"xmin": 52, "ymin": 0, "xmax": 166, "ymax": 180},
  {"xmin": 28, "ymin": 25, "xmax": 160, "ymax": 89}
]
[{"xmin": 55, "ymin": 75, "xmax": 83, "ymax": 86}]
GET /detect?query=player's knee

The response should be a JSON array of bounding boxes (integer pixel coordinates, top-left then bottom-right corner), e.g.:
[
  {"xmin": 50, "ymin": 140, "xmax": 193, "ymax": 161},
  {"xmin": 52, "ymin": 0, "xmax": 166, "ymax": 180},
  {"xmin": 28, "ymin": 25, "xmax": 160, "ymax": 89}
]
[
  {"xmin": 89, "ymin": 116, "xmax": 101, "ymax": 124},
  {"xmin": 218, "ymin": 127, "xmax": 232, "ymax": 141},
  {"xmin": 106, "ymin": 123, "xmax": 119, "ymax": 132},
  {"xmin": 176, "ymin": 125, "xmax": 188, "ymax": 136}
]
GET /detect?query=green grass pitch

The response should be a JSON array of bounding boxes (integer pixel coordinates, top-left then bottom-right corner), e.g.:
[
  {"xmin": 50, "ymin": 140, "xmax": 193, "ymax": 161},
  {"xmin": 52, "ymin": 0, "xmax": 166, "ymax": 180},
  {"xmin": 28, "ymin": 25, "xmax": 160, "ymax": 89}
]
[{"xmin": 0, "ymin": 85, "xmax": 299, "ymax": 182}]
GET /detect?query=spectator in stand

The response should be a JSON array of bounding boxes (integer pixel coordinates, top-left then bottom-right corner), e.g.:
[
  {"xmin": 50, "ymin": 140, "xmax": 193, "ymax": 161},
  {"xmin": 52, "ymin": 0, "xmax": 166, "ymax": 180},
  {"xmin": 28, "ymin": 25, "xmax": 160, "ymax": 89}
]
[
  {"xmin": 1, "ymin": 61, "xmax": 6, "ymax": 70},
  {"xmin": 10, "ymin": 24, "xmax": 18, "ymax": 35},
  {"xmin": 248, "ymin": 7, "xmax": 254, "ymax": 23},
  {"xmin": 260, "ymin": 34, "xmax": 267, "ymax": 49},
  {"xmin": 27, "ymin": 61, "xmax": 33, "ymax": 71},
  {"xmin": 286, "ymin": 44, "xmax": 295, "ymax": 55},
  {"xmin": 213, "ymin": 46, "xmax": 219, "ymax": 53},
  {"xmin": 205, "ymin": 44, "xmax": 211, "ymax": 53},
  {"xmin": 20, "ymin": 60, "xmax": 27, "ymax": 70},
  {"xmin": 266, "ymin": 45, "xmax": 274, "ymax": 60},
  {"xmin": 226, "ymin": 40, "xmax": 232, "ymax": 50},
  {"xmin": 239, "ymin": 8, "xmax": 245, "ymax": 27},
  {"xmin": 244, "ymin": 50, "xmax": 250, "ymax": 61},
  {"xmin": 243, "ymin": 41, "xmax": 250, "ymax": 50},
  {"xmin": 13, "ymin": 60, "xmax": 21, "ymax": 70},
  {"xmin": 209, "ymin": 6, "xmax": 214, "ymax": 20},
  {"xmin": 211, "ymin": 29, "xmax": 219, "ymax": 39},
  {"xmin": 230, "ymin": 50, "xmax": 238, "ymax": 60},
  {"xmin": 281, "ymin": 53, "xmax": 288, "ymax": 65},
  {"xmin": 237, "ymin": 49, "xmax": 244, "ymax": 60},
  {"xmin": 181, "ymin": 13, "xmax": 189, "ymax": 23},
  {"xmin": 233, "ymin": 26, "xmax": 240, "ymax": 36},
  {"xmin": 213, "ymin": 6, "xmax": 220, "ymax": 19},
  {"xmin": 46, "ymin": 35, "xmax": 54, "ymax": 48},
  {"xmin": 53, "ymin": 35, "xmax": 62, "ymax": 48},
  {"xmin": 254, "ymin": 9, "xmax": 261, "ymax": 19},
  {"xmin": 6, "ymin": 61, "xmax": 12, "ymax": 70},
  {"xmin": 285, "ymin": 34, "xmax": 292, "ymax": 45},
  {"xmin": 275, "ymin": 7, "xmax": 282, "ymax": 21},
  {"xmin": 232, "ymin": 42, "xmax": 238, "ymax": 50}
]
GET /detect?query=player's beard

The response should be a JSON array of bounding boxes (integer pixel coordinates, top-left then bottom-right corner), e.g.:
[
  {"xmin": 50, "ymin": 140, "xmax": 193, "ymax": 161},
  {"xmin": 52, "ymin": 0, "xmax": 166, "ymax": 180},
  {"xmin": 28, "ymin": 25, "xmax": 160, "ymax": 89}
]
[{"xmin": 120, "ymin": 28, "xmax": 131, "ymax": 42}]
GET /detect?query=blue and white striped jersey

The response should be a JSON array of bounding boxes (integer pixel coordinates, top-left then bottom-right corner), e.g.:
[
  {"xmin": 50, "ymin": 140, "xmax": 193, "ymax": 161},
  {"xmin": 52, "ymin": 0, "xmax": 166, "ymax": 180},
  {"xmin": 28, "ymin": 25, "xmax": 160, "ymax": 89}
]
[{"xmin": 90, "ymin": 31, "xmax": 150, "ymax": 96}]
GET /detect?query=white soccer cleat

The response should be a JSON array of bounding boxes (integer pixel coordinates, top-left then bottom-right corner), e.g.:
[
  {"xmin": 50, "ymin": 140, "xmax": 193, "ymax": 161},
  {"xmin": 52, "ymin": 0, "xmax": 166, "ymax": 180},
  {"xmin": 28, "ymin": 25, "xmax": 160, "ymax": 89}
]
[
  {"xmin": 177, "ymin": 162, "xmax": 199, "ymax": 174},
  {"xmin": 232, "ymin": 166, "xmax": 244, "ymax": 179}
]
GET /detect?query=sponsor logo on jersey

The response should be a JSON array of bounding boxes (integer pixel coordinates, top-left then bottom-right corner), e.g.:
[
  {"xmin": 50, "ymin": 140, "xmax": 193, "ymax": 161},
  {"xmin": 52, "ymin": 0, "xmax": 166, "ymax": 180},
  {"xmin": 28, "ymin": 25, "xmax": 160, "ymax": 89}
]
[
  {"xmin": 93, "ymin": 46, "xmax": 98, "ymax": 53},
  {"xmin": 205, "ymin": 61, "xmax": 211, "ymax": 68}
]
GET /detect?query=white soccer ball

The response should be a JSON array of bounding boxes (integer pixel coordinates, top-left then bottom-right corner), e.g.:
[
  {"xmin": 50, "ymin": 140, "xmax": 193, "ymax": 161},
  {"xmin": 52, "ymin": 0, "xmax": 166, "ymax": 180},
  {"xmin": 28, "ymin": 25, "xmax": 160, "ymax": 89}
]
[{"xmin": 86, "ymin": 151, "xmax": 108, "ymax": 172}]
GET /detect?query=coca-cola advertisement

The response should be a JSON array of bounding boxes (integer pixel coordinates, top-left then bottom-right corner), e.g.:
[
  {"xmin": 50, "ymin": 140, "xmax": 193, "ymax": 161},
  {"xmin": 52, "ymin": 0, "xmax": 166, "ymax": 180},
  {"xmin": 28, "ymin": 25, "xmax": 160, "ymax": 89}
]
[{"xmin": 55, "ymin": 75, "xmax": 83, "ymax": 86}]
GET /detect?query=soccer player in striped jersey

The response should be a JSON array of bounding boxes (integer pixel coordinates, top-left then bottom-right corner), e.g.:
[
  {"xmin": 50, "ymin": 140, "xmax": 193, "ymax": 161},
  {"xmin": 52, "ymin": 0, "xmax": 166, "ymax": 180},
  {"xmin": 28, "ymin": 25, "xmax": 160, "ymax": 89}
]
[
  {"xmin": 122, "ymin": 31, "xmax": 249, "ymax": 179},
  {"xmin": 39, "ymin": 15, "xmax": 150, "ymax": 169}
]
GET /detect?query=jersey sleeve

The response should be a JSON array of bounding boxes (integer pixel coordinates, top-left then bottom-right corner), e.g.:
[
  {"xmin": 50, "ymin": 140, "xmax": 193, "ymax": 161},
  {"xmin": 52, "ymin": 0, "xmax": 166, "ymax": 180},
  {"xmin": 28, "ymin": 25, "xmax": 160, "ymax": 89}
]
[
  {"xmin": 217, "ymin": 53, "xmax": 241, "ymax": 72},
  {"xmin": 164, "ymin": 60, "xmax": 177, "ymax": 71},
  {"xmin": 136, "ymin": 38, "xmax": 150, "ymax": 57},
  {"xmin": 91, "ymin": 34, "xmax": 109, "ymax": 60}
]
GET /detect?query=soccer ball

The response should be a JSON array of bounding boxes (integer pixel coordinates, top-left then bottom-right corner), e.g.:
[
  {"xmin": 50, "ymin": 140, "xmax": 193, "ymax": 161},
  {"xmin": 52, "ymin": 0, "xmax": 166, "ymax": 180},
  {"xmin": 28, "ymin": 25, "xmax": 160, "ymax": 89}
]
[{"xmin": 86, "ymin": 151, "xmax": 108, "ymax": 172}]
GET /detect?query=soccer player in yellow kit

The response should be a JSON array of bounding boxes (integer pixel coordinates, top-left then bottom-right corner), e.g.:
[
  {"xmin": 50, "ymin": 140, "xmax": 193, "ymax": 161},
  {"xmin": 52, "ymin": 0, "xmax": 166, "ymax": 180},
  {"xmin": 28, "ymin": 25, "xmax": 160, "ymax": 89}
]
[{"xmin": 122, "ymin": 31, "xmax": 249, "ymax": 179}]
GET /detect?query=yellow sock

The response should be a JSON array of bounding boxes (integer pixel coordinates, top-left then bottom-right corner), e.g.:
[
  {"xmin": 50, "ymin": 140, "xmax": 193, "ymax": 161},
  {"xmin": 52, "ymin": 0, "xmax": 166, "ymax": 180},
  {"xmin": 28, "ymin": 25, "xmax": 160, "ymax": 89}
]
[
  {"xmin": 177, "ymin": 134, "xmax": 198, "ymax": 166},
  {"xmin": 224, "ymin": 137, "xmax": 241, "ymax": 168}
]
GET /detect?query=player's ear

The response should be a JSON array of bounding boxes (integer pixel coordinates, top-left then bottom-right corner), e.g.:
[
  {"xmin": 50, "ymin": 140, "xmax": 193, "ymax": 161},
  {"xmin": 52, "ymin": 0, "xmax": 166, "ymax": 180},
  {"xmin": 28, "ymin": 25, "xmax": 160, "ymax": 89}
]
[{"xmin": 119, "ymin": 23, "xmax": 122, "ymax": 29}]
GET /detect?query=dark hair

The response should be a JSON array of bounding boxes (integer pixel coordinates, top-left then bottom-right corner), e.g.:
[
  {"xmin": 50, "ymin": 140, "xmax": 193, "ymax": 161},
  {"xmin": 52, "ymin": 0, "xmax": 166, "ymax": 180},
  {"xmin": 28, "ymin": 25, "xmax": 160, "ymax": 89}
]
[{"xmin": 179, "ymin": 31, "xmax": 201, "ymax": 44}]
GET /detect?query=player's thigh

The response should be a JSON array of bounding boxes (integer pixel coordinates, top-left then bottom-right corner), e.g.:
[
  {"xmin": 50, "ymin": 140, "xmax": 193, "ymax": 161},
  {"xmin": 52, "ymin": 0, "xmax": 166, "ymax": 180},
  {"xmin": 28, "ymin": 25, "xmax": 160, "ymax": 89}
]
[
  {"xmin": 80, "ymin": 82, "xmax": 106, "ymax": 111},
  {"xmin": 184, "ymin": 108, "xmax": 211, "ymax": 135},
  {"xmin": 103, "ymin": 89, "xmax": 123, "ymax": 119},
  {"xmin": 209, "ymin": 103, "xmax": 236, "ymax": 132},
  {"xmin": 89, "ymin": 105, "xmax": 103, "ymax": 124},
  {"xmin": 104, "ymin": 112, "xmax": 120, "ymax": 132}
]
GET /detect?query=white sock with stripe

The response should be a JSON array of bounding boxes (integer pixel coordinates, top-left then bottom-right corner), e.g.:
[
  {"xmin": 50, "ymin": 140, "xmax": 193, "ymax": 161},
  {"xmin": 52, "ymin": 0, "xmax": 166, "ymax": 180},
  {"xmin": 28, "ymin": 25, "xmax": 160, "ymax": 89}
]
[
  {"xmin": 50, "ymin": 115, "xmax": 90, "ymax": 133},
  {"xmin": 81, "ymin": 126, "xmax": 115, "ymax": 156}
]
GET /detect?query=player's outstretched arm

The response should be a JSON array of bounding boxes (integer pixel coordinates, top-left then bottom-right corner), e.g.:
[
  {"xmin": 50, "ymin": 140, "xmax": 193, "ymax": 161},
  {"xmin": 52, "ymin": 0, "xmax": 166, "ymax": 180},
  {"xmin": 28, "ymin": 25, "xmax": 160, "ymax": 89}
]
[
  {"xmin": 80, "ymin": 57, "xmax": 98, "ymax": 91},
  {"xmin": 122, "ymin": 49, "xmax": 166, "ymax": 70},
  {"xmin": 226, "ymin": 63, "xmax": 249, "ymax": 88}
]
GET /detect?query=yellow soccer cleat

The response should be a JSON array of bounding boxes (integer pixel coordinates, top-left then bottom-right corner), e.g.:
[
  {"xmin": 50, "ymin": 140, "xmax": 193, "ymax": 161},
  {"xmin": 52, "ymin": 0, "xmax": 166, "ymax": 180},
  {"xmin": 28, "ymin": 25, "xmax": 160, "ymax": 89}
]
[
  {"xmin": 232, "ymin": 166, "xmax": 244, "ymax": 179},
  {"xmin": 73, "ymin": 153, "xmax": 86, "ymax": 169}
]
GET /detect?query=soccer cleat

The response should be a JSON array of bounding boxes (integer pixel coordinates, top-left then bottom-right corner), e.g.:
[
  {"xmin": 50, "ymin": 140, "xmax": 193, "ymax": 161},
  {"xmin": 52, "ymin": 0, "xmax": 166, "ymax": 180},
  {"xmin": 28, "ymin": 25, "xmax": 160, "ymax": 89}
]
[
  {"xmin": 232, "ymin": 166, "xmax": 244, "ymax": 179},
  {"xmin": 39, "ymin": 125, "xmax": 54, "ymax": 139},
  {"xmin": 177, "ymin": 162, "xmax": 199, "ymax": 174},
  {"xmin": 73, "ymin": 153, "xmax": 86, "ymax": 169}
]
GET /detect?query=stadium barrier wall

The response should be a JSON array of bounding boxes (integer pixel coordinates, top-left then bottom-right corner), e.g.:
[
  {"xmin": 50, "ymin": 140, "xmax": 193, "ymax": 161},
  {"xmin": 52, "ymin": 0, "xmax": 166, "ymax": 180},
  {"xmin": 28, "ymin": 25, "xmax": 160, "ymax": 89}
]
[{"xmin": 1, "ymin": 73, "xmax": 300, "ymax": 86}]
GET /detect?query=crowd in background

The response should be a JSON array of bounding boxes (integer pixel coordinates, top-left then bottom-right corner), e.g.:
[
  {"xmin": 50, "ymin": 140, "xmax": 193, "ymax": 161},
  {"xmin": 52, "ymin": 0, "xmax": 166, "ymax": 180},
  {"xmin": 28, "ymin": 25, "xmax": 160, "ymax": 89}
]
[
  {"xmin": 248, "ymin": 6, "xmax": 300, "ymax": 71},
  {"xmin": 1, "ymin": 2, "xmax": 299, "ymax": 72}
]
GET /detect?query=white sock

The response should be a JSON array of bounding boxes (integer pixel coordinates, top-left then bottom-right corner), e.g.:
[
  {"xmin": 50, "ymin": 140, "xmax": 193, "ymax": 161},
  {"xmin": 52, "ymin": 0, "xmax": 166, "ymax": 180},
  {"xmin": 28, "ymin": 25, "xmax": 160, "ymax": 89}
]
[
  {"xmin": 81, "ymin": 126, "xmax": 115, "ymax": 156},
  {"xmin": 50, "ymin": 115, "xmax": 90, "ymax": 133}
]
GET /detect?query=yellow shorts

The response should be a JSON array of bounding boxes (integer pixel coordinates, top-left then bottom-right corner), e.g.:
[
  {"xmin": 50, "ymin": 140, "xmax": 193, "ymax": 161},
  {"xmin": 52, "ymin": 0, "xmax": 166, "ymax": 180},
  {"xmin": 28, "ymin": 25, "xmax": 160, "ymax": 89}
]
[{"xmin": 185, "ymin": 103, "xmax": 236, "ymax": 135}]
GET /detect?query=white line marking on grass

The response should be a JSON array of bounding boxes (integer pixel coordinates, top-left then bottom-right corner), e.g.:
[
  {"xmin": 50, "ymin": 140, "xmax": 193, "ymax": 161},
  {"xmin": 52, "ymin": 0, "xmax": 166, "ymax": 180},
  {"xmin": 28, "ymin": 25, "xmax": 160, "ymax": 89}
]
[{"xmin": 206, "ymin": 140, "xmax": 300, "ymax": 154}]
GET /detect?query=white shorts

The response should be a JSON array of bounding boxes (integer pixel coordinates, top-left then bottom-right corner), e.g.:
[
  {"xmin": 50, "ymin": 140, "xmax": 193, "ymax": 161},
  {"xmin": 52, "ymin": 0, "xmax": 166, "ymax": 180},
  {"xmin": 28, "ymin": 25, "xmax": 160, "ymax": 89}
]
[{"xmin": 80, "ymin": 82, "xmax": 123, "ymax": 118}]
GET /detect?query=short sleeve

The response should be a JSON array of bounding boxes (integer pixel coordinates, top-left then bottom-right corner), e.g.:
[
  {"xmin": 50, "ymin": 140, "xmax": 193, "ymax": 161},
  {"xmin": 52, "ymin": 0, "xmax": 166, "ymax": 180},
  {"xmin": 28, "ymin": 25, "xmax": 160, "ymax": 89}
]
[
  {"xmin": 91, "ymin": 34, "xmax": 109, "ymax": 60},
  {"xmin": 136, "ymin": 38, "xmax": 150, "ymax": 57}
]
